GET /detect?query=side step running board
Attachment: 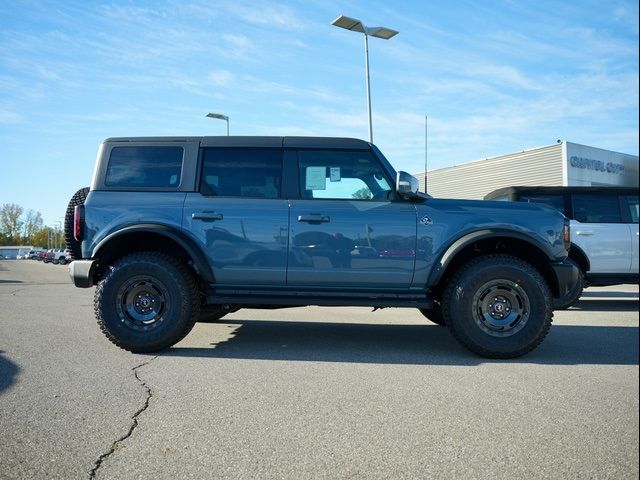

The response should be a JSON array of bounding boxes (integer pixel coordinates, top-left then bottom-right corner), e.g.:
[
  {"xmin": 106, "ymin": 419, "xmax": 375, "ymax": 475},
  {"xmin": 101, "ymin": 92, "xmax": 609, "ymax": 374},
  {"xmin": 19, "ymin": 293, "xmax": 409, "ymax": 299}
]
[{"xmin": 205, "ymin": 288, "xmax": 432, "ymax": 309}]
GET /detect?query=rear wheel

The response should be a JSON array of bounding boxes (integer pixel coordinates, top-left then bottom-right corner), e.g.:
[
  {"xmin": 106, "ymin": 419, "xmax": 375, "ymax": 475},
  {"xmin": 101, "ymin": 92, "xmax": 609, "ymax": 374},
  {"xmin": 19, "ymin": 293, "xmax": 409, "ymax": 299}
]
[
  {"xmin": 442, "ymin": 255, "xmax": 553, "ymax": 359},
  {"xmin": 95, "ymin": 252, "xmax": 199, "ymax": 353}
]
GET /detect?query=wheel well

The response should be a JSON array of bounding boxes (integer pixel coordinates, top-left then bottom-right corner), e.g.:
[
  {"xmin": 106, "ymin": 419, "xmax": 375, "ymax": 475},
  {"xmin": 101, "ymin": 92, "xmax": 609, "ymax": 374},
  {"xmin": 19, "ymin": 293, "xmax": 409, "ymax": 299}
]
[
  {"xmin": 93, "ymin": 231, "xmax": 205, "ymax": 283},
  {"xmin": 432, "ymin": 236, "xmax": 561, "ymax": 298},
  {"xmin": 568, "ymin": 244, "xmax": 589, "ymax": 273}
]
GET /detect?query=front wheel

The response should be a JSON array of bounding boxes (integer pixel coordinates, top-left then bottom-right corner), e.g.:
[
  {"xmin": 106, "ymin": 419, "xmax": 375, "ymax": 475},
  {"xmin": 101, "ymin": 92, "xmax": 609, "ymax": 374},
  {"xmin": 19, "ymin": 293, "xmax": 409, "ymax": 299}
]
[
  {"xmin": 442, "ymin": 255, "xmax": 553, "ymax": 359},
  {"xmin": 94, "ymin": 252, "xmax": 199, "ymax": 353}
]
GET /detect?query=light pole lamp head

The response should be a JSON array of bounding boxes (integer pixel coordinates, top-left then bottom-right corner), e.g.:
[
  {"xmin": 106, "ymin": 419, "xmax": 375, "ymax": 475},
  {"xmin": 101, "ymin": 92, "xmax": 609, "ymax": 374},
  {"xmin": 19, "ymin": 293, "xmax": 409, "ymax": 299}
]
[
  {"xmin": 366, "ymin": 26, "xmax": 398, "ymax": 40},
  {"xmin": 331, "ymin": 15, "xmax": 365, "ymax": 33},
  {"xmin": 331, "ymin": 15, "xmax": 398, "ymax": 39},
  {"xmin": 206, "ymin": 112, "xmax": 228, "ymax": 121}
]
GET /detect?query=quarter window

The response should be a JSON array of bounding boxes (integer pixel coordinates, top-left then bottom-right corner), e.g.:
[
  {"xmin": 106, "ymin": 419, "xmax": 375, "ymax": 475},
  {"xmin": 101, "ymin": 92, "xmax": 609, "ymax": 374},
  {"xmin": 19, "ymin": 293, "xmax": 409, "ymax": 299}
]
[
  {"xmin": 105, "ymin": 146, "xmax": 183, "ymax": 188},
  {"xmin": 298, "ymin": 150, "xmax": 392, "ymax": 200},
  {"xmin": 200, "ymin": 149, "xmax": 282, "ymax": 198},
  {"xmin": 519, "ymin": 194, "xmax": 565, "ymax": 214}
]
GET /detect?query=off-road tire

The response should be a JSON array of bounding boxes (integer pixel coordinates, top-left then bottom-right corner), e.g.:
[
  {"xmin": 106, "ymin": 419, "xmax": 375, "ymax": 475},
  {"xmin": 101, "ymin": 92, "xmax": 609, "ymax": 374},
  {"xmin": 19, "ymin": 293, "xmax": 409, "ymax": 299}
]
[
  {"xmin": 442, "ymin": 254, "xmax": 553, "ymax": 359},
  {"xmin": 64, "ymin": 187, "xmax": 90, "ymax": 260},
  {"xmin": 553, "ymin": 258, "xmax": 584, "ymax": 309},
  {"xmin": 418, "ymin": 301, "xmax": 445, "ymax": 326},
  {"xmin": 94, "ymin": 252, "xmax": 199, "ymax": 353}
]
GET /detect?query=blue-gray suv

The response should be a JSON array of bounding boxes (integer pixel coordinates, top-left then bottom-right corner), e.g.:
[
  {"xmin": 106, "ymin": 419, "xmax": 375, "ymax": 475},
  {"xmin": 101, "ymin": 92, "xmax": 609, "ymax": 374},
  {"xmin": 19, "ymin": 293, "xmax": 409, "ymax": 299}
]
[{"xmin": 65, "ymin": 136, "xmax": 578, "ymax": 358}]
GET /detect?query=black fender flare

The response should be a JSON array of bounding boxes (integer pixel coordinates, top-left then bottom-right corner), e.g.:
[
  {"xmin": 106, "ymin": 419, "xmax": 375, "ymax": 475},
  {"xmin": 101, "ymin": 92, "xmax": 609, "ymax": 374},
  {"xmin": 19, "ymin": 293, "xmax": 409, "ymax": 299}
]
[
  {"xmin": 568, "ymin": 243, "xmax": 590, "ymax": 272},
  {"xmin": 427, "ymin": 229, "xmax": 556, "ymax": 286},
  {"xmin": 92, "ymin": 224, "xmax": 215, "ymax": 283}
]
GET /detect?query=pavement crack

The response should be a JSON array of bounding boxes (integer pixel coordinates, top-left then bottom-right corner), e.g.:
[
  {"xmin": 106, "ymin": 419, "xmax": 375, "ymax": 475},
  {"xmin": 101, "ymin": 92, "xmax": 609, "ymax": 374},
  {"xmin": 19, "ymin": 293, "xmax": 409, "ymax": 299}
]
[{"xmin": 89, "ymin": 355, "xmax": 158, "ymax": 479}]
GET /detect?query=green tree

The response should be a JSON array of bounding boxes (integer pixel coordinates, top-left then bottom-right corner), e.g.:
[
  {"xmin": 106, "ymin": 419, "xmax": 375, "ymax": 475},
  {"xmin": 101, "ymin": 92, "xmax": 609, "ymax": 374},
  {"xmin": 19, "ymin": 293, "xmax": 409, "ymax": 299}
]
[
  {"xmin": 352, "ymin": 187, "xmax": 372, "ymax": 200},
  {"xmin": 1, "ymin": 203, "xmax": 24, "ymax": 243},
  {"xmin": 31, "ymin": 227, "xmax": 52, "ymax": 249},
  {"xmin": 22, "ymin": 209, "xmax": 43, "ymax": 243}
]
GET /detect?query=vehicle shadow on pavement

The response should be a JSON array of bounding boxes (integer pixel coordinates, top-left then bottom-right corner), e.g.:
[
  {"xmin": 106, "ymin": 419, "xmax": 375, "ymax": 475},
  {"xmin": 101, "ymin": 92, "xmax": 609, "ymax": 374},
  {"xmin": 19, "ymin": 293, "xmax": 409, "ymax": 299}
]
[
  {"xmin": 581, "ymin": 291, "xmax": 639, "ymax": 299},
  {"xmin": 569, "ymin": 298, "xmax": 639, "ymax": 312},
  {"xmin": 0, "ymin": 350, "xmax": 19, "ymax": 393},
  {"xmin": 166, "ymin": 321, "xmax": 639, "ymax": 366},
  {"xmin": 0, "ymin": 279, "xmax": 23, "ymax": 284}
]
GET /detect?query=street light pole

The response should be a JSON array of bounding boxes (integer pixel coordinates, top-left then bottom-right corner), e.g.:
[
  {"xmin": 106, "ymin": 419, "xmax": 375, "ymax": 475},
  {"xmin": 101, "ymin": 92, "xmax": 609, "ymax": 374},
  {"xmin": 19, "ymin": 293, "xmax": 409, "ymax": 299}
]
[
  {"xmin": 331, "ymin": 15, "xmax": 398, "ymax": 143},
  {"xmin": 205, "ymin": 112, "xmax": 229, "ymax": 135},
  {"xmin": 364, "ymin": 33, "xmax": 373, "ymax": 143}
]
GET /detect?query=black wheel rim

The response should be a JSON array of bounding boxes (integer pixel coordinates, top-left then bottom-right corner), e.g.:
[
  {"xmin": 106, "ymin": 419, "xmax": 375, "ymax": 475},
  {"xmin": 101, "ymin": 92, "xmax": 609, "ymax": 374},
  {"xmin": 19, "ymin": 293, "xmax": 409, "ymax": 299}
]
[
  {"xmin": 472, "ymin": 280, "xmax": 530, "ymax": 337},
  {"xmin": 116, "ymin": 275, "xmax": 170, "ymax": 330}
]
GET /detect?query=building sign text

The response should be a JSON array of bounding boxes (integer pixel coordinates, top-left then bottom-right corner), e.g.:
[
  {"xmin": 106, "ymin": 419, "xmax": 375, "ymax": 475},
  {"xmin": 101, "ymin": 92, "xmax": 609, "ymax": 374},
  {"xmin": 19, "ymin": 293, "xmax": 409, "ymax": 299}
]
[{"xmin": 570, "ymin": 156, "xmax": 625, "ymax": 175}]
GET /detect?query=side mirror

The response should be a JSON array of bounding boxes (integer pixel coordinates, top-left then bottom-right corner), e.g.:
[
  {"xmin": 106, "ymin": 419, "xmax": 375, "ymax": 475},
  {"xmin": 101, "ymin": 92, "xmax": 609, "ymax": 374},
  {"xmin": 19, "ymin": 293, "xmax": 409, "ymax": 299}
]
[{"xmin": 396, "ymin": 171, "xmax": 420, "ymax": 198}]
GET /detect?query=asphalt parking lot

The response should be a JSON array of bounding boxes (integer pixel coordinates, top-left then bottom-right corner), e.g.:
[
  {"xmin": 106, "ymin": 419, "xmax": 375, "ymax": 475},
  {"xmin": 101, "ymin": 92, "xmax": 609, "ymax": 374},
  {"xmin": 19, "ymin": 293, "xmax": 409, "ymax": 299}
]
[{"xmin": 0, "ymin": 259, "xmax": 638, "ymax": 479}]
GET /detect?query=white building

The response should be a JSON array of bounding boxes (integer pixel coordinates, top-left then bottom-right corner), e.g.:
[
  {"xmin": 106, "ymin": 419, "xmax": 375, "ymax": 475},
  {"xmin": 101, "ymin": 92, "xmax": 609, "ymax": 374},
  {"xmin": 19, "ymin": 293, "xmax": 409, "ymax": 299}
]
[{"xmin": 417, "ymin": 141, "xmax": 639, "ymax": 199}]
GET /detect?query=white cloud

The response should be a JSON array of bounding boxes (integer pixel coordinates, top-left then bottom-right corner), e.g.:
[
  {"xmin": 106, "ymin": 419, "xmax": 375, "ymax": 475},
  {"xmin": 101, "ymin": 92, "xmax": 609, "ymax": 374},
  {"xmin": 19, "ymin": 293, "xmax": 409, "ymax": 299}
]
[
  {"xmin": 0, "ymin": 108, "xmax": 22, "ymax": 124},
  {"xmin": 208, "ymin": 70, "xmax": 236, "ymax": 87},
  {"xmin": 222, "ymin": 2, "xmax": 307, "ymax": 31}
]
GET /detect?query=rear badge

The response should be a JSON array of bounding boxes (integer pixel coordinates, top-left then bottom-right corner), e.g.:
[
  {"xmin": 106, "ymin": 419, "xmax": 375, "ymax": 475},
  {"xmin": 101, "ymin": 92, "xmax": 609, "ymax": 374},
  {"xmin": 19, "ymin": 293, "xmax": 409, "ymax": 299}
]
[{"xmin": 420, "ymin": 216, "xmax": 433, "ymax": 226}]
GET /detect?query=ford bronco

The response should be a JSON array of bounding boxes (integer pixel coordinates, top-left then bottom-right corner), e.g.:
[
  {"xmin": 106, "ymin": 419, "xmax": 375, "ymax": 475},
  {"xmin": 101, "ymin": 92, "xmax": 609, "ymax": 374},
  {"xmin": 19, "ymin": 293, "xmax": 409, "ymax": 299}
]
[{"xmin": 65, "ymin": 136, "xmax": 578, "ymax": 358}]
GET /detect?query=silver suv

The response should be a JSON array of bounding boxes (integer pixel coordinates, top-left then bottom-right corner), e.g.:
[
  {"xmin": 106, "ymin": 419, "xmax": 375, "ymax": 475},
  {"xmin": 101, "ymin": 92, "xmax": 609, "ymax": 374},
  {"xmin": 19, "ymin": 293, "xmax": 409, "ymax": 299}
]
[{"xmin": 485, "ymin": 186, "xmax": 639, "ymax": 308}]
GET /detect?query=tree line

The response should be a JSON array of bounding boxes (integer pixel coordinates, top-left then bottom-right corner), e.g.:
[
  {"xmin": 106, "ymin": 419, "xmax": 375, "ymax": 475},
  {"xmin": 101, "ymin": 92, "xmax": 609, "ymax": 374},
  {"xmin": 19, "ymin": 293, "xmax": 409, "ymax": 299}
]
[{"xmin": 0, "ymin": 203, "xmax": 64, "ymax": 248}]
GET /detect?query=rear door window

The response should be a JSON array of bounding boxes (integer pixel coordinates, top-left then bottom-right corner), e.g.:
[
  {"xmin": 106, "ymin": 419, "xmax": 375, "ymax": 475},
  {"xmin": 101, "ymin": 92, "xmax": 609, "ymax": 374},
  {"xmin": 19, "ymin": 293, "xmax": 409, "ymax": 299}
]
[
  {"xmin": 572, "ymin": 194, "xmax": 622, "ymax": 223},
  {"xmin": 200, "ymin": 149, "xmax": 282, "ymax": 198}
]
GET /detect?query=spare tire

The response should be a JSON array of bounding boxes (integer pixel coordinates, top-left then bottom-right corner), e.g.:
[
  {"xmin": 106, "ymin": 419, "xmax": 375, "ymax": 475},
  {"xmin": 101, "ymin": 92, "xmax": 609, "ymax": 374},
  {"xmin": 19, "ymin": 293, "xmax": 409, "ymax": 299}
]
[{"xmin": 64, "ymin": 187, "xmax": 90, "ymax": 260}]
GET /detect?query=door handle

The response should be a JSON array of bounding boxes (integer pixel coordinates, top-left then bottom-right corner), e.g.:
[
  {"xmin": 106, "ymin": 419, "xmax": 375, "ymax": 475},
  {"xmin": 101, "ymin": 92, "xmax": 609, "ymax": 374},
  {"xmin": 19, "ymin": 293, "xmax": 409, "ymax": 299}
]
[
  {"xmin": 575, "ymin": 230, "xmax": 594, "ymax": 236},
  {"xmin": 192, "ymin": 212, "xmax": 224, "ymax": 221},
  {"xmin": 297, "ymin": 214, "xmax": 330, "ymax": 224}
]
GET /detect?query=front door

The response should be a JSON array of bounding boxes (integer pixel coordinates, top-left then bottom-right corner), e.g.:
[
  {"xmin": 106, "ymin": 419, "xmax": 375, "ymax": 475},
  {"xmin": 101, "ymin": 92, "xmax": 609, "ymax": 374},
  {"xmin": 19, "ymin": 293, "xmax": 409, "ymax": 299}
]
[{"xmin": 288, "ymin": 149, "xmax": 417, "ymax": 288}]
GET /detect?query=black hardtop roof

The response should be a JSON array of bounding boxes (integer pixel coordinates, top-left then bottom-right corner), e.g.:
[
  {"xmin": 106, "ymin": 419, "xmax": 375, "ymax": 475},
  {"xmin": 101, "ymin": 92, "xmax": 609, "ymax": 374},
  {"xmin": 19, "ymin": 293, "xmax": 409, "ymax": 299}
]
[
  {"xmin": 485, "ymin": 185, "xmax": 639, "ymax": 199},
  {"xmin": 103, "ymin": 136, "xmax": 371, "ymax": 149}
]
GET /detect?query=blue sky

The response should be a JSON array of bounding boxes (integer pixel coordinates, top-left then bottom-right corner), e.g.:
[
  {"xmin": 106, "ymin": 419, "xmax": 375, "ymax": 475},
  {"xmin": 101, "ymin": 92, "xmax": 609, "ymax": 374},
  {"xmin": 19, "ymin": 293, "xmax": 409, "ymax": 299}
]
[{"xmin": 1, "ymin": 0, "xmax": 638, "ymax": 227}]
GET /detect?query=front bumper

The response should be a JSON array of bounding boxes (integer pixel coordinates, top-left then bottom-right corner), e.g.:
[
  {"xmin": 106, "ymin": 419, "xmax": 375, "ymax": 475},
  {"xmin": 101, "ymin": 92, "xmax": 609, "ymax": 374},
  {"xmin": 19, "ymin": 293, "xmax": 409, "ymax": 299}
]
[
  {"xmin": 551, "ymin": 259, "xmax": 580, "ymax": 298},
  {"xmin": 68, "ymin": 259, "xmax": 96, "ymax": 288}
]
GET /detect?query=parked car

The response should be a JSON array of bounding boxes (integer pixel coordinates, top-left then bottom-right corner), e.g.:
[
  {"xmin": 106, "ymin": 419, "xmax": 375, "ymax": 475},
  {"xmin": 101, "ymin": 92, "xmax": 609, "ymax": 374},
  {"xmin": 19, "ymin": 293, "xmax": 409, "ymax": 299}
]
[
  {"xmin": 484, "ymin": 186, "xmax": 639, "ymax": 308},
  {"xmin": 43, "ymin": 249, "xmax": 70, "ymax": 265},
  {"xmin": 42, "ymin": 250, "xmax": 54, "ymax": 263}
]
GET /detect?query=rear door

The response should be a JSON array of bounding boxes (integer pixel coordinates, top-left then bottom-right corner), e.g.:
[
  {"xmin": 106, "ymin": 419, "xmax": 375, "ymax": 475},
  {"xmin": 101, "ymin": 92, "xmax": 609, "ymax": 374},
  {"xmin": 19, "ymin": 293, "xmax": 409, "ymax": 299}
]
[
  {"xmin": 622, "ymin": 194, "xmax": 639, "ymax": 273},
  {"xmin": 287, "ymin": 148, "xmax": 417, "ymax": 288},
  {"xmin": 183, "ymin": 147, "xmax": 289, "ymax": 286}
]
